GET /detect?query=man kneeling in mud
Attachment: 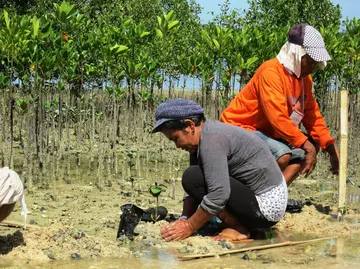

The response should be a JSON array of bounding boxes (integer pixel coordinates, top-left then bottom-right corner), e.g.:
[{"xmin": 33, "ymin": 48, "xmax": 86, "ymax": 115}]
[{"xmin": 151, "ymin": 98, "xmax": 287, "ymax": 242}]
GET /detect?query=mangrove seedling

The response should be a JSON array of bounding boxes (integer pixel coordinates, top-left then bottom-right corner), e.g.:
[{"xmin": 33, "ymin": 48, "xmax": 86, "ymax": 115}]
[{"xmin": 149, "ymin": 182, "xmax": 166, "ymax": 222}]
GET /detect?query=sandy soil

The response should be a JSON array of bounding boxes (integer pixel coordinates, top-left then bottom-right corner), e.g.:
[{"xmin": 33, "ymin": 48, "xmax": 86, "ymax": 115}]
[{"xmin": 1, "ymin": 172, "xmax": 360, "ymax": 266}]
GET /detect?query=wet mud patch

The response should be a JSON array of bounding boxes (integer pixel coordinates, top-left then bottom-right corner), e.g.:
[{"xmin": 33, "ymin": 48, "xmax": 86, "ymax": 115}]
[
  {"xmin": 132, "ymin": 220, "xmax": 234, "ymax": 256},
  {"xmin": 0, "ymin": 223, "xmax": 131, "ymax": 262}
]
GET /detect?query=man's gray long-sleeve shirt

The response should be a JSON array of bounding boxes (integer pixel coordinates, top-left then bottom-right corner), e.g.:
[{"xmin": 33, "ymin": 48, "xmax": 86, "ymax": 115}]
[{"xmin": 189, "ymin": 120, "xmax": 283, "ymax": 215}]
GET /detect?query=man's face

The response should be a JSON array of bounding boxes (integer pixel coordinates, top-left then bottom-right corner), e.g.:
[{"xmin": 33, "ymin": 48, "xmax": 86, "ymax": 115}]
[{"xmin": 300, "ymin": 54, "xmax": 319, "ymax": 77}]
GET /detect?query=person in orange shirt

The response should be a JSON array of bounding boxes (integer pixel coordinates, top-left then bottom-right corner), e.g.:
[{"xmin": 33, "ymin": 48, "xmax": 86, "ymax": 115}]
[{"xmin": 221, "ymin": 24, "xmax": 339, "ymax": 185}]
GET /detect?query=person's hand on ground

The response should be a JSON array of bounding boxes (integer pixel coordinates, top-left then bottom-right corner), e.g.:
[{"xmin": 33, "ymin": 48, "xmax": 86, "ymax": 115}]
[
  {"xmin": 326, "ymin": 144, "xmax": 340, "ymax": 175},
  {"xmin": 300, "ymin": 139, "xmax": 317, "ymax": 177},
  {"xmin": 160, "ymin": 219, "xmax": 193, "ymax": 241}
]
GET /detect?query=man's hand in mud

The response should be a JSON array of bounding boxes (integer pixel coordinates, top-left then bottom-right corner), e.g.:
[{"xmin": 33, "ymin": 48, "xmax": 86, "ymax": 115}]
[
  {"xmin": 160, "ymin": 219, "xmax": 193, "ymax": 241},
  {"xmin": 300, "ymin": 139, "xmax": 317, "ymax": 177}
]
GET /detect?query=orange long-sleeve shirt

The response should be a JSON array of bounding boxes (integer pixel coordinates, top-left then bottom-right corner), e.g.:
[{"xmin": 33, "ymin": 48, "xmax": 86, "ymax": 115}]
[{"xmin": 220, "ymin": 58, "xmax": 335, "ymax": 149}]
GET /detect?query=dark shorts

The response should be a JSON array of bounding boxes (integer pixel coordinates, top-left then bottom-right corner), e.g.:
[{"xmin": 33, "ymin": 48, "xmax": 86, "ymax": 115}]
[{"xmin": 253, "ymin": 131, "xmax": 318, "ymax": 162}]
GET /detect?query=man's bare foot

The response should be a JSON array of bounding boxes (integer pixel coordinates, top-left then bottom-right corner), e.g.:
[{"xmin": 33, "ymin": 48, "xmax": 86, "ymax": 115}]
[{"xmin": 213, "ymin": 228, "xmax": 250, "ymax": 242}]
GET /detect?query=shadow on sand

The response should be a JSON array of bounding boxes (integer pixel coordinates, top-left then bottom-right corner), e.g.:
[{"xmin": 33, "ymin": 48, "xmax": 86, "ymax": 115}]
[{"xmin": 0, "ymin": 230, "xmax": 25, "ymax": 254}]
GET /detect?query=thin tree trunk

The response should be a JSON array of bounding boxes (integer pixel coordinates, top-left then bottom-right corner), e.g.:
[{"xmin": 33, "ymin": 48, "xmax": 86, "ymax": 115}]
[
  {"xmin": 65, "ymin": 86, "xmax": 71, "ymax": 184},
  {"xmin": 90, "ymin": 96, "xmax": 96, "ymax": 176},
  {"xmin": 9, "ymin": 97, "xmax": 14, "ymax": 168},
  {"xmin": 0, "ymin": 89, "xmax": 5, "ymax": 166}
]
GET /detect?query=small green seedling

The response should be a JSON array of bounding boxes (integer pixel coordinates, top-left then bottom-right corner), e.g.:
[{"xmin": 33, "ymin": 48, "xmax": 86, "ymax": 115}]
[{"xmin": 149, "ymin": 182, "xmax": 166, "ymax": 222}]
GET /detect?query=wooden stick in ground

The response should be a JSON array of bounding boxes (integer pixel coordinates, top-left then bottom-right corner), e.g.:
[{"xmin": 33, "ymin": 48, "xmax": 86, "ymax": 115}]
[
  {"xmin": 338, "ymin": 90, "xmax": 348, "ymax": 214},
  {"xmin": 0, "ymin": 220, "xmax": 39, "ymax": 230},
  {"xmin": 178, "ymin": 236, "xmax": 336, "ymax": 260},
  {"xmin": 232, "ymin": 239, "xmax": 254, "ymax": 243}
]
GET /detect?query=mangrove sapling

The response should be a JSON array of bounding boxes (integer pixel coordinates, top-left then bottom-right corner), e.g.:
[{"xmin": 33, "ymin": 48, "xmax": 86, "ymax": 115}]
[
  {"xmin": 146, "ymin": 149, "xmax": 150, "ymax": 176},
  {"xmin": 64, "ymin": 89, "xmax": 72, "ymax": 185},
  {"xmin": 89, "ymin": 92, "xmax": 96, "ymax": 176},
  {"xmin": 121, "ymin": 157, "xmax": 126, "ymax": 184},
  {"xmin": 167, "ymin": 158, "xmax": 177, "ymax": 200},
  {"xmin": 136, "ymin": 152, "xmax": 141, "ymax": 179},
  {"xmin": 149, "ymin": 182, "xmax": 167, "ymax": 222},
  {"xmin": 125, "ymin": 149, "xmax": 136, "ymax": 182},
  {"xmin": 96, "ymin": 111, "xmax": 105, "ymax": 191},
  {"xmin": 9, "ymin": 97, "xmax": 14, "ymax": 168},
  {"xmin": 25, "ymin": 103, "xmax": 37, "ymax": 192},
  {"xmin": 0, "ymin": 91, "xmax": 4, "ymax": 166},
  {"xmin": 50, "ymin": 93, "xmax": 57, "ymax": 195},
  {"xmin": 105, "ymin": 88, "xmax": 115, "ymax": 184},
  {"xmin": 75, "ymin": 150, "xmax": 81, "ymax": 184},
  {"xmin": 112, "ymin": 97, "xmax": 119, "ymax": 175},
  {"xmin": 106, "ymin": 124, "xmax": 113, "ymax": 187},
  {"xmin": 75, "ymin": 96, "xmax": 83, "ymax": 184}
]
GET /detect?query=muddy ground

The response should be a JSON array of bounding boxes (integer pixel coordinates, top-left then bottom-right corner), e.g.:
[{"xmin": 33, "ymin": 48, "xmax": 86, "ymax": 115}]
[{"xmin": 1, "ymin": 161, "xmax": 360, "ymax": 268}]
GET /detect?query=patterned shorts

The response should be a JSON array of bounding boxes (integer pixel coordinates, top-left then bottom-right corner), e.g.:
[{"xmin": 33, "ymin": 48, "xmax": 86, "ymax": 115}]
[{"xmin": 255, "ymin": 177, "xmax": 288, "ymax": 222}]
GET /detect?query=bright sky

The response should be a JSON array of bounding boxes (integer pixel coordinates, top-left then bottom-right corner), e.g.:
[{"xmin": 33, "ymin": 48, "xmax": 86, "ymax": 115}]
[{"xmin": 197, "ymin": 0, "xmax": 359, "ymax": 23}]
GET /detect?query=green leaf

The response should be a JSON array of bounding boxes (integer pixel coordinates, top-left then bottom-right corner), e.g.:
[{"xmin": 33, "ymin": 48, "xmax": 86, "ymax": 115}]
[
  {"xmin": 31, "ymin": 16, "xmax": 40, "ymax": 38},
  {"xmin": 33, "ymin": 44, "xmax": 38, "ymax": 55},
  {"xmin": 165, "ymin": 10, "xmax": 175, "ymax": 22},
  {"xmin": 0, "ymin": 73, "xmax": 9, "ymax": 87},
  {"xmin": 168, "ymin": 21, "xmax": 179, "ymax": 31},
  {"xmin": 245, "ymin": 56, "xmax": 258, "ymax": 68},
  {"xmin": 213, "ymin": 39, "xmax": 220, "ymax": 50},
  {"xmin": 157, "ymin": 16, "xmax": 163, "ymax": 27},
  {"xmin": 97, "ymin": 111, "xmax": 104, "ymax": 121},
  {"xmin": 155, "ymin": 28, "xmax": 163, "ymax": 39},
  {"xmin": 149, "ymin": 187, "xmax": 162, "ymax": 197},
  {"xmin": 116, "ymin": 45, "xmax": 128, "ymax": 54},
  {"xmin": 140, "ymin": 31, "xmax": 150, "ymax": 38},
  {"xmin": 76, "ymin": 13, "xmax": 84, "ymax": 24},
  {"xmin": 4, "ymin": 10, "xmax": 10, "ymax": 31},
  {"xmin": 124, "ymin": 19, "xmax": 131, "ymax": 26},
  {"xmin": 216, "ymin": 26, "xmax": 221, "ymax": 37},
  {"xmin": 41, "ymin": 22, "xmax": 52, "ymax": 37},
  {"xmin": 222, "ymin": 76, "xmax": 230, "ymax": 86},
  {"xmin": 110, "ymin": 44, "xmax": 128, "ymax": 55}
]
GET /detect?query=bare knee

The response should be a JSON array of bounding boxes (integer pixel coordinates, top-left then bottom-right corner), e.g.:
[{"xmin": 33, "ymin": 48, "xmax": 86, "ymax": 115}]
[{"xmin": 277, "ymin": 154, "xmax": 291, "ymax": 171}]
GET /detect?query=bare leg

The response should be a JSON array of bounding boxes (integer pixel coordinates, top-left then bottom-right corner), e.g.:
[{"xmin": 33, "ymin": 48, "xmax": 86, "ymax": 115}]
[
  {"xmin": 277, "ymin": 154, "xmax": 291, "ymax": 171},
  {"xmin": 0, "ymin": 203, "xmax": 16, "ymax": 222},
  {"xmin": 283, "ymin": 162, "xmax": 303, "ymax": 185},
  {"xmin": 213, "ymin": 209, "xmax": 250, "ymax": 241},
  {"xmin": 277, "ymin": 154, "xmax": 303, "ymax": 185}
]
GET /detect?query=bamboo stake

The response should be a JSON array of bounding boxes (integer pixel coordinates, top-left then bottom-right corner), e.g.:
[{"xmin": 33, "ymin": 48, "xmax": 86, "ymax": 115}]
[
  {"xmin": 0, "ymin": 220, "xmax": 40, "ymax": 230},
  {"xmin": 178, "ymin": 236, "xmax": 336, "ymax": 260},
  {"xmin": 338, "ymin": 90, "xmax": 348, "ymax": 214}
]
